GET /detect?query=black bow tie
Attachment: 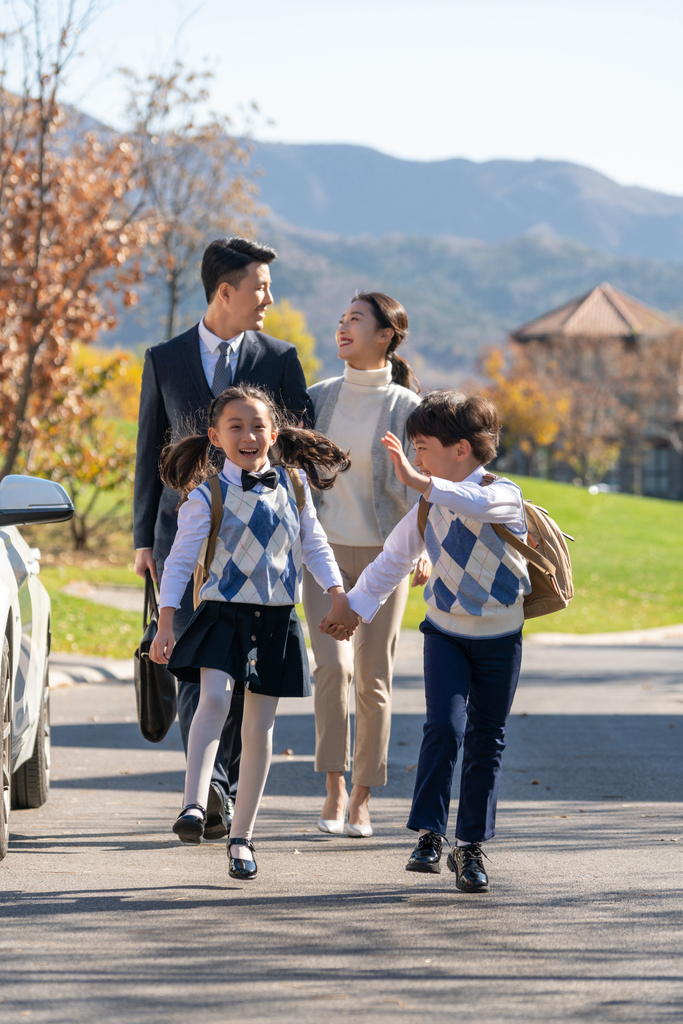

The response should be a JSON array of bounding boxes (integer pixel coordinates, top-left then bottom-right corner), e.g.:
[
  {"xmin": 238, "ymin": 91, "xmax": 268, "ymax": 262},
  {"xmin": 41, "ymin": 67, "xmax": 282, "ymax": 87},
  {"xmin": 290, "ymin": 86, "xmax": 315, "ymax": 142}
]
[{"xmin": 241, "ymin": 468, "xmax": 279, "ymax": 492}]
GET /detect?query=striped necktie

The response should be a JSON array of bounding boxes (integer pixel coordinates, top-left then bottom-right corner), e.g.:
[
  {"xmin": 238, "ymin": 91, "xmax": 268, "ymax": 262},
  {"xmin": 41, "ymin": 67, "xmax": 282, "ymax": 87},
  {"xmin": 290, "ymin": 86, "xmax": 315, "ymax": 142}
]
[{"xmin": 211, "ymin": 340, "xmax": 233, "ymax": 397}]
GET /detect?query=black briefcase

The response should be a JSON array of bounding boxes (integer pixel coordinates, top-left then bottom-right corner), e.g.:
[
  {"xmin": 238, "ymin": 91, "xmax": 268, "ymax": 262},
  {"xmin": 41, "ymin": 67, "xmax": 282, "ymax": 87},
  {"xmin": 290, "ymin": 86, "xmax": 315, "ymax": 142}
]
[{"xmin": 133, "ymin": 570, "xmax": 177, "ymax": 743}]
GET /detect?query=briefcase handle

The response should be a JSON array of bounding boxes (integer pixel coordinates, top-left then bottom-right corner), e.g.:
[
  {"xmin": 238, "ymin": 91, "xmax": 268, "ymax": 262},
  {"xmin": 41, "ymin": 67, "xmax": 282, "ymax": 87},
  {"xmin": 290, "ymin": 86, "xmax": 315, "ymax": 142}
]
[{"xmin": 141, "ymin": 569, "xmax": 161, "ymax": 658}]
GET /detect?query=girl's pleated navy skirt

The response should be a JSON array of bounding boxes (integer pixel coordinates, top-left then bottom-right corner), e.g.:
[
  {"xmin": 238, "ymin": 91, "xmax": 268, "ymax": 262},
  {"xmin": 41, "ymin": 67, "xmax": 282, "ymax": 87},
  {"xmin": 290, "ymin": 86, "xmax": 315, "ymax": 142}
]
[{"xmin": 167, "ymin": 600, "xmax": 311, "ymax": 698}]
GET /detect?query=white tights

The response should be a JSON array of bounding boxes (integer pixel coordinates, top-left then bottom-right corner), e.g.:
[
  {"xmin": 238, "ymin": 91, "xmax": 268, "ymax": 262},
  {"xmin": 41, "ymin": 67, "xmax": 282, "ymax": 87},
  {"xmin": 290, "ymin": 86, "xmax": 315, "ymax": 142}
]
[{"xmin": 184, "ymin": 668, "xmax": 278, "ymax": 858}]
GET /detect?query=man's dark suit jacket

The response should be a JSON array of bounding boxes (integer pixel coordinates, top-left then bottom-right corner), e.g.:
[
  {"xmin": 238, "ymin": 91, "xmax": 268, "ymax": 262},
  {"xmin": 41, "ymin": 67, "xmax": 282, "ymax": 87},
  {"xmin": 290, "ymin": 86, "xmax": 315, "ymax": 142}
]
[{"xmin": 133, "ymin": 323, "xmax": 314, "ymax": 562}]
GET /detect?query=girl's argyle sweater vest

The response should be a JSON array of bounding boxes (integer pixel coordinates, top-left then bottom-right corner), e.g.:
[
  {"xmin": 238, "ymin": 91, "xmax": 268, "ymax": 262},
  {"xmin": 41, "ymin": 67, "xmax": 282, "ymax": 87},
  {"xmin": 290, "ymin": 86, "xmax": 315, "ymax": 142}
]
[{"xmin": 196, "ymin": 468, "xmax": 302, "ymax": 606}]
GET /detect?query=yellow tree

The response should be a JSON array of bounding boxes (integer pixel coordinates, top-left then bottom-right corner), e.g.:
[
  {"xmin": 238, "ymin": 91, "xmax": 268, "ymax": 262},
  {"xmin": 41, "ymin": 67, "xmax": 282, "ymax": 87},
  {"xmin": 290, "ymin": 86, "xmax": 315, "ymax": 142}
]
[
  {"xmin": 481, "ymin": 347, "xmax": 568, "ymax": 475},
  {"xmin": 20, "ymin": 353, "xmax": 136, "ymax": 551},
  {"xmin": 264, "ymin": 299, "xmax": 321, "ymax": 384}
]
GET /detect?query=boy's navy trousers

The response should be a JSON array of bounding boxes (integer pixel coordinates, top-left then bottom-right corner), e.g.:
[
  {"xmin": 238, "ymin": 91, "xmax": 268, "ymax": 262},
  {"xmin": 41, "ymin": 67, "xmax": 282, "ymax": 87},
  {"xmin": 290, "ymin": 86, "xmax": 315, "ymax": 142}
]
[{"xmin": 407, "ymin": 621, "xmax": 523, "ymax": 842}]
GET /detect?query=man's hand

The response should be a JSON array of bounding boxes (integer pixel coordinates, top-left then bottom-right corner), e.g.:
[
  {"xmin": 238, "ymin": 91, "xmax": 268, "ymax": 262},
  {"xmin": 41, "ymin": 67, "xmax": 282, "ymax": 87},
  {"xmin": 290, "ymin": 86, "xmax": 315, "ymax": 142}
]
[
  {"xmin": 381, "ymin": 432, "xmax": 431, "ymax": 493},
  {"xmin": 412, "ymin": 553, "xmax": 432, "ymax": 588},
  {"xmin": 149, "ymin": 608, "xmax": 175, "ymax": 664},
  {"xmin": 134, "ymin": 547, "xmax": 158, "ymax": 584}
]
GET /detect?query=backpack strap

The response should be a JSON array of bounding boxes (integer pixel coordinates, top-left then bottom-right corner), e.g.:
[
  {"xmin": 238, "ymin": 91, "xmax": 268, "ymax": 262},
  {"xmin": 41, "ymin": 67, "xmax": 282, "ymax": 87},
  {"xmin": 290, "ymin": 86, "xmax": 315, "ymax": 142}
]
[
  {"xmin": 417, "ymin": 495, "xmax": 430, "ymax": 540},
  {"xmin": 491, "ymin": 522, "xmax": 557, "ymax": 579},
  {"xmin": 286, "ymin": 466, "xmax": 306, "ymax": 515},
  {"xmin": 204, "ymin": 475, "xmax": 223, "ymax": 572},
  {"xmin": 192, "ymin": 475, "xmax": 223, "ymax": 611}
]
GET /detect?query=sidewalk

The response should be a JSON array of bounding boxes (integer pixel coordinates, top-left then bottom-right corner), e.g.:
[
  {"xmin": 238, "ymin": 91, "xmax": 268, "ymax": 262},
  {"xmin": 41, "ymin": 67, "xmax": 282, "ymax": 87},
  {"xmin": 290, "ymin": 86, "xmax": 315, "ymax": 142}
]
[{"xmin": 49, "ymin": 620, "xmax": 683, "ymax": 688}]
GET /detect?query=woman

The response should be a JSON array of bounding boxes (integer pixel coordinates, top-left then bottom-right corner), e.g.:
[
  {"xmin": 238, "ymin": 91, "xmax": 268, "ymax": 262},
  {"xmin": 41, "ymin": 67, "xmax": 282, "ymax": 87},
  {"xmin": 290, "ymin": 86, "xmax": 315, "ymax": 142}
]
[{"xmin": 303, "ymin": 292, "xmax": 430, "ymax": 837}]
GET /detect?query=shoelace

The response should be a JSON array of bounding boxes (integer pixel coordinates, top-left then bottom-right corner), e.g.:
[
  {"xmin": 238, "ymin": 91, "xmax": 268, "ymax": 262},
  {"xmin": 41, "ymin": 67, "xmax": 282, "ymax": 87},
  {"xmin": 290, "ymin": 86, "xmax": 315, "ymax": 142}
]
[
  {"xmin": 416, "ymin": 831, "xmax": 443, "ymax": 852},
  {"xmin": 459, "ymin": 842, "xmax": 491, "ymax": 864}
]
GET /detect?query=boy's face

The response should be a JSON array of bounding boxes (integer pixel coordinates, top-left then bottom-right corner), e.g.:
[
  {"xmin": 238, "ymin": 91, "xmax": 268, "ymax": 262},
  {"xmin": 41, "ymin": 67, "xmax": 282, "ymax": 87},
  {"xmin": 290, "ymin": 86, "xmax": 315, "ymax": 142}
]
[{"xmin": 411, "ymin": 433, "xmax": 478, "ymax": 482}]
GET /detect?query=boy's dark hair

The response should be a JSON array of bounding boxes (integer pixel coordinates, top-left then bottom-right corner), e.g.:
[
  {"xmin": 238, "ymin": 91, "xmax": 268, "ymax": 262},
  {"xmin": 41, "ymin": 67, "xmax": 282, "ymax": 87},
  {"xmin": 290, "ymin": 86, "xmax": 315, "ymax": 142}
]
[
  {"xmin": 406, "ymin": 390, "xmax": 500, "ymax": 465},
  {"xmin": 160, "ymin": 383, "xmax": 350, "ymax": 497},
  {"xmin": 201, "ymin": 237, "xmax": 277, "ymax": 303}
]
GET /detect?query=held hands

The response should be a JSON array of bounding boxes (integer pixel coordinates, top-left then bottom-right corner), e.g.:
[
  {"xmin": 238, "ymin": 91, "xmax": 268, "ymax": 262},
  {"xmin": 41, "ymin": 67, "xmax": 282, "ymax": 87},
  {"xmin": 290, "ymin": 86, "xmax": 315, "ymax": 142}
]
[
  {"xmin": 319, "ymin": 587, "xmax": 360, "ymax": 643},
  {"xmin": 149, "ymin": 608, "xmax": 176, "ymax": 664},
  {"xmin": 381, "ymin": 432, "xmax": 431, "ymax": 493}
]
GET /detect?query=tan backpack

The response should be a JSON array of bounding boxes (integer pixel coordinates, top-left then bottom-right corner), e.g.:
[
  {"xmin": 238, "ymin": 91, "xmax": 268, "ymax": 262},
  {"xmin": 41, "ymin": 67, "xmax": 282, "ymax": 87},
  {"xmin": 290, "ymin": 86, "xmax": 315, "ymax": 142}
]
[
  {"xmin": 192, "ymin": 468, "xmax": 306, "ymax": 609},
  {"xmin": 416, "ymin": 474, "xmax": 574, "ymax": 620}
]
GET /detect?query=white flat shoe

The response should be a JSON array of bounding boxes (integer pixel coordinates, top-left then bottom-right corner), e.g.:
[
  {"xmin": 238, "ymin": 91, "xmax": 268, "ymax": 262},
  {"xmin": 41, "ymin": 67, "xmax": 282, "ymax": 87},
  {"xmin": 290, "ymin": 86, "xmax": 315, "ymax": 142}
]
[
  {"xmin": 317, "ymin": 816, "xmax": 345, "ymax": 835},
  {"xmin": 347, "ymin": 821, "xmax": 373, "ymax": 838}
]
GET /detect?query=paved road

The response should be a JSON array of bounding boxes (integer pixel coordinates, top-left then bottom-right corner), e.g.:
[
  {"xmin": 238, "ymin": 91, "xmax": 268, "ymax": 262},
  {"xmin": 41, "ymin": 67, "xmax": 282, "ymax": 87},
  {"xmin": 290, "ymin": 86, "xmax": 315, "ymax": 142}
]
[{"xmin": 2, "ymin": 631, "xmax": 683, "ymax": 1023}]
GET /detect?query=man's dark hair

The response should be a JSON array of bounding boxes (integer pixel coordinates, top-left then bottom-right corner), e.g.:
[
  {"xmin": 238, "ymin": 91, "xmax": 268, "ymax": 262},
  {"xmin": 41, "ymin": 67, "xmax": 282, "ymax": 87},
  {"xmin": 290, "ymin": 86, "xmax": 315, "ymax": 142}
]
[
  {"xmin": 201, "ymin": 237, "xmax": 277, "ymax": 303},
  {"xmin": 406, "ymin": 390, "xmax": 500, "ymax": 464}
]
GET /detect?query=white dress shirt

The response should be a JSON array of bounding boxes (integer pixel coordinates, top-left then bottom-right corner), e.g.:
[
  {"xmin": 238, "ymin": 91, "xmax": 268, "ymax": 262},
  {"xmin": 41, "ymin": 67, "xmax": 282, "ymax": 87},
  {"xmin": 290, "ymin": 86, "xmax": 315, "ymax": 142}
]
[
  {"xmin": 159, "ymin": 456, "xmax": 343, "ymax": 609},
  {"xmin": 198, "ymin": 317, "xmax": 244, "ymax": 387},
  {"xmin": 347, "ymin": 465, "xmax": 526, "ymax": 624}
]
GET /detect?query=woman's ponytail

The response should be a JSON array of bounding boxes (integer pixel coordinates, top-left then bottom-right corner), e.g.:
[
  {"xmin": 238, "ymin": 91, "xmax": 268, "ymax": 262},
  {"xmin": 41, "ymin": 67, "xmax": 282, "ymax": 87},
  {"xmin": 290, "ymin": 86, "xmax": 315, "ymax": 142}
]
[{"xmin": 355, "ymin": 291, "xmax": 420, "ymax": 393}]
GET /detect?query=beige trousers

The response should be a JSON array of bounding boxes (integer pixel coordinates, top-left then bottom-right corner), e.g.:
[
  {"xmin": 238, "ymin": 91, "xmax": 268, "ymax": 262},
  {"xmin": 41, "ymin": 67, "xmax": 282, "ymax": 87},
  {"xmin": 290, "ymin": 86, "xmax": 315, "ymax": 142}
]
[{"xmin": 303, "ymin": 544, "xmax": 410, "ymax": 787}]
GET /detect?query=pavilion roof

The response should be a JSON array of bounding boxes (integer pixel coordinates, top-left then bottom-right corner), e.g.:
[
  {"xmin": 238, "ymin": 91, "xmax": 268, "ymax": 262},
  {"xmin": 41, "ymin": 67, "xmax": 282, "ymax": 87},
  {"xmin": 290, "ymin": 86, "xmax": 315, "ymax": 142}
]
[{"xmin": 511, "ymin": 283, "xmax": 680, "ymax": 342}]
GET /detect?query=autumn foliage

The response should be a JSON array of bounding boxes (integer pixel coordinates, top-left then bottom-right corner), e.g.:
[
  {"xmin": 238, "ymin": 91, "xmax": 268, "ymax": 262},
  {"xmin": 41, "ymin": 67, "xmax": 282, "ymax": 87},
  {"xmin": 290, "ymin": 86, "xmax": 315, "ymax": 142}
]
[{"xmin": 0, "ymin": 93, "xmax": 151, "ymax": 477}]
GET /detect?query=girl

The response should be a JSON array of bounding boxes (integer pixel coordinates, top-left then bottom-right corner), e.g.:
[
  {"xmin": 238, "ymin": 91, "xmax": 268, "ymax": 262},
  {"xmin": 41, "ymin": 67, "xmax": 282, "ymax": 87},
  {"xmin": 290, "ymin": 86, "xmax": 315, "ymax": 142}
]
[
  {"xmin": 304, "ymin": 292, "xmax": 430, "ymax": 838},
  {"xmin": 322, "ymin": 390, "xmax": 529, "ymax": 892},
  {"xmin": 150, "ymin": 384, "xmax": 357, "ymax": 880}
]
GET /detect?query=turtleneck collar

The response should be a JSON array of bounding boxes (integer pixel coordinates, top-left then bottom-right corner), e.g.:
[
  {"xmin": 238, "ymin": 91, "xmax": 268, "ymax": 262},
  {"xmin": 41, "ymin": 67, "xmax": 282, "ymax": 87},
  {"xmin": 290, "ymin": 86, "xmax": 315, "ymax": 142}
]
[{"xmin": 343, "ymin": 362, "xmax": 393, "ymax": 387}]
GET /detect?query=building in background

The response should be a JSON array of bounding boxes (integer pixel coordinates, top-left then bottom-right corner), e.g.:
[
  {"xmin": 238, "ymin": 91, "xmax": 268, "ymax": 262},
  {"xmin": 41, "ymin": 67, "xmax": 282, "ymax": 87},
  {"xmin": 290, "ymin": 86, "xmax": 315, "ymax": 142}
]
[{"xmin": 509, "ymin": 284, "xmax": 683, "ymax": 499}]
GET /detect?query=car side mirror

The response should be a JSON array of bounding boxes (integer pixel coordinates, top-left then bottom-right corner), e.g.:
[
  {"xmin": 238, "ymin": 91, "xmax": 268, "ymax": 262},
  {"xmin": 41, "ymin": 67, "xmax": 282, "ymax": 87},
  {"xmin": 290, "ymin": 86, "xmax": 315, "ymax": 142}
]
[{"xmin": 0, "ymin": 475, "xmax": 74, "ymax": 528}]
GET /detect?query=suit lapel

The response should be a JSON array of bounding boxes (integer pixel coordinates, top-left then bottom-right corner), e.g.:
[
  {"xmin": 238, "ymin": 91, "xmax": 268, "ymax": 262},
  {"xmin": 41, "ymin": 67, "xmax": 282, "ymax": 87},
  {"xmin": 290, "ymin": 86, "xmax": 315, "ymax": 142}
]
[
  {"xmin": 181, "ymin": 324, "xmax": 213, "ymax": 406},
  {"xmin": 234, "ymin": 331, "xmax": 263, "ymax": 383}
]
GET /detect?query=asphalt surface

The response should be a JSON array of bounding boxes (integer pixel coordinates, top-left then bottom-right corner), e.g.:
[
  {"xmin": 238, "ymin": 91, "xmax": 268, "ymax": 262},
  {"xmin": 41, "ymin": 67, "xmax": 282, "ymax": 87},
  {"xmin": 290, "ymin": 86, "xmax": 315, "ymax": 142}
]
[{"xmin": 1, "ymin": 630, "xmax": 683, "ymax": 1023}]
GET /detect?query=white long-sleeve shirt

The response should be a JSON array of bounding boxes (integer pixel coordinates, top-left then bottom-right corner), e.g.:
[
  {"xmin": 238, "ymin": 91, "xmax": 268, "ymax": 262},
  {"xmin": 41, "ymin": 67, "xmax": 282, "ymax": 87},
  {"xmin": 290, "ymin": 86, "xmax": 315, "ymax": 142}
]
[
  {"xmin": 348, "ymin": 465, "xmax": 528, "ymax": 637},
  {"xmin": 159, "ymin": 456, "xmax": 343, "ymax": 609}
]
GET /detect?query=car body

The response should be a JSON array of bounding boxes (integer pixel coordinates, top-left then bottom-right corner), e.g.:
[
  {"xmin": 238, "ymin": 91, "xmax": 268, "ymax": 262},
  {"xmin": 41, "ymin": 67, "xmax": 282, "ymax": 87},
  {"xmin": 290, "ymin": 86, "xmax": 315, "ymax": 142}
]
[{"xmin": 0, "ymin": 475, "xmax": 74, "ymax": 860}]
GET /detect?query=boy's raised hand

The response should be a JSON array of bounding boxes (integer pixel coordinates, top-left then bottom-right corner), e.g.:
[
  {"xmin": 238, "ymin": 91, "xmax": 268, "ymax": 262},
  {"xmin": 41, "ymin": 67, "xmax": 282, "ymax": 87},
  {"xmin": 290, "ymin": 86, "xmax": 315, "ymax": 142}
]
[{"xmin": 381, "ymin": 432, "xmax": 431, "ymax": 492}]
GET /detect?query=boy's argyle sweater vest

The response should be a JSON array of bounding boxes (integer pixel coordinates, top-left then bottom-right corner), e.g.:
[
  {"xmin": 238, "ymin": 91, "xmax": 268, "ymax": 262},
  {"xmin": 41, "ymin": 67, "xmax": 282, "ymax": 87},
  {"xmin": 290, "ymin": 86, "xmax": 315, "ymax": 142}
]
[
  {"xmin": 423, "ymin": 502, "xmax": 531, "ymax": 638},
  {"xmin": 197, "ymin": 467, "xmax": 302, "ymax": 606}
]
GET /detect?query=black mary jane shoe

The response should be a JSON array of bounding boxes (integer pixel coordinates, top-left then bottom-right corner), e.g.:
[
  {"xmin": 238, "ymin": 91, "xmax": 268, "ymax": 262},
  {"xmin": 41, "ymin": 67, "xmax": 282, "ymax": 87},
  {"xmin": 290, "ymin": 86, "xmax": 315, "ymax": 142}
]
[
  {"xmin": 447, "ymin": 842, "xmax": 490, "ymax": 892},
  {"xmin": 204, "ymin": 783, "xmax": 230, "ymax": 840},
  {"xmin": 172, "ymin": 803, "xmax": 206, "ymax": 845},
  {"xmin": 228, "ymin": 837, "xmax": 257, "ymax": 880},
  {"xmin": 405, "ymin": 831, "xmax": 444, "ymax": 874}
]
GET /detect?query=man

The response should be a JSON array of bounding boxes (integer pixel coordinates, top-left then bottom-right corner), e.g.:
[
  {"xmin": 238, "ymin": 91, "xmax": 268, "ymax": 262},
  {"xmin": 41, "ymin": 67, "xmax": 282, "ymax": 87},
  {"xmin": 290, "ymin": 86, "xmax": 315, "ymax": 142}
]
[{"xmin": 134, "ymin": 236, "xmax": 313, "ymax": 839}]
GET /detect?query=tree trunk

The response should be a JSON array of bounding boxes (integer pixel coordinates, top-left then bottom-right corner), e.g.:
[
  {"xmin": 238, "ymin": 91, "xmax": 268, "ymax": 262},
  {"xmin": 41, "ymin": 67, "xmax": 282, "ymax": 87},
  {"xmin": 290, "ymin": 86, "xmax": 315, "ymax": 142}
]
[
  {"xmin": 0, "ymin": 342, "xmax": 41, "ymax": 480},
  {"xmin": 165, "ymin": 275, "xmax": 179, "ymax": 339},
  {"xmin": 632, "ymin": 449, "xmax": 643, "ymax": 496}
]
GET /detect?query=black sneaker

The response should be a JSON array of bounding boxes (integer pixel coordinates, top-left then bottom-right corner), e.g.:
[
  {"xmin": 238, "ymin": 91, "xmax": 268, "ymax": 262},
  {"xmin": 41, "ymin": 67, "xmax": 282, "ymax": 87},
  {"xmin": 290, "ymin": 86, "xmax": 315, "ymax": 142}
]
[
  {"xmin": 446, "ymin": 843, "xmax": 489, "ymax": 892},
  {"xmin": 406, "ymin": 831, "xmax": 444, "ymax": 874}
]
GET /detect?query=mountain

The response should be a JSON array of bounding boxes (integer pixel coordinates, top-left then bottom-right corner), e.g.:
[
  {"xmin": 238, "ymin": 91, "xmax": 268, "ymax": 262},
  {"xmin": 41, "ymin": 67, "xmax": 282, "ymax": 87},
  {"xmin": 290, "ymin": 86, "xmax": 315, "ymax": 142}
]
[
  {"xmin": 107, "ymin": 224, "xmax": 683, "ymax": 387},
  {"xmin": 252, "ymin": 143, "xmax": 683, "ymax": 262}
]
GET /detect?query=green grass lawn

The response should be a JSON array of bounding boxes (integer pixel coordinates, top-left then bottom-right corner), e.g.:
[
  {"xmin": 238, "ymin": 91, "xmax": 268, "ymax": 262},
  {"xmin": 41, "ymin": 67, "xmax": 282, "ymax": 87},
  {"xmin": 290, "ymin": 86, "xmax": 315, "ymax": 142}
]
[
  {"xmin": 42, "ymin": 476, "xmax": 683, "ymax": 657},
  {"xmin": 41, "ymin": 564, "xmax": 143, "ymax": 658}
]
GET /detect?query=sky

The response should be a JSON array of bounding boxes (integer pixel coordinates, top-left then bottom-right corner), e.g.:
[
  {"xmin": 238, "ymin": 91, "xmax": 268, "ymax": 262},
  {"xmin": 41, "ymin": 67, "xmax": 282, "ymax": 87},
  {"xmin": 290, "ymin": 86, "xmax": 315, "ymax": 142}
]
[{"xmin": 4, "ymin": 0, "xmax": 683, "ymax": 196}]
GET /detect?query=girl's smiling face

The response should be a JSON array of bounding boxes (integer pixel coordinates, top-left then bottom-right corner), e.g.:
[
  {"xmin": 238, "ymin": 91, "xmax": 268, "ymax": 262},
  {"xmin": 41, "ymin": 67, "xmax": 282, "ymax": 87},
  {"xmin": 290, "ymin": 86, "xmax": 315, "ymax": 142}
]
[
  {"xmin": 335, "ymin": 299, "xmax": 393, "ymax": 371},
  {"xmin": 208, "ymin": 398, "xmax": 278, "ymax": 472}
]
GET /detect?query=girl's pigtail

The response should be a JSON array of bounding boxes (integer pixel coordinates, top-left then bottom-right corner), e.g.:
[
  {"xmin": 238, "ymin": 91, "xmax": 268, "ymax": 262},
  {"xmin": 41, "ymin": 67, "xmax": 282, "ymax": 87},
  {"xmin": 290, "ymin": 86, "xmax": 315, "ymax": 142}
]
[
  {"xmin": 274, "ymin": 426, "xmax": 350, "ymax": 491},
  {"xmin": 160, "ymin": 433, "xmax": 214, "ymax": 496}
]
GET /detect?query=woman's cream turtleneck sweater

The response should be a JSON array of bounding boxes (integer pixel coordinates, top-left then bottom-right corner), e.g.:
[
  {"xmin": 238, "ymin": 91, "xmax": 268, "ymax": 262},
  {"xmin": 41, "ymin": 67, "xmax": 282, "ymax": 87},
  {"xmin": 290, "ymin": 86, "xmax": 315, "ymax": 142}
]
[{"xmin": 317, "ymin": 362, "xmax": 392, "ymax": 547}]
